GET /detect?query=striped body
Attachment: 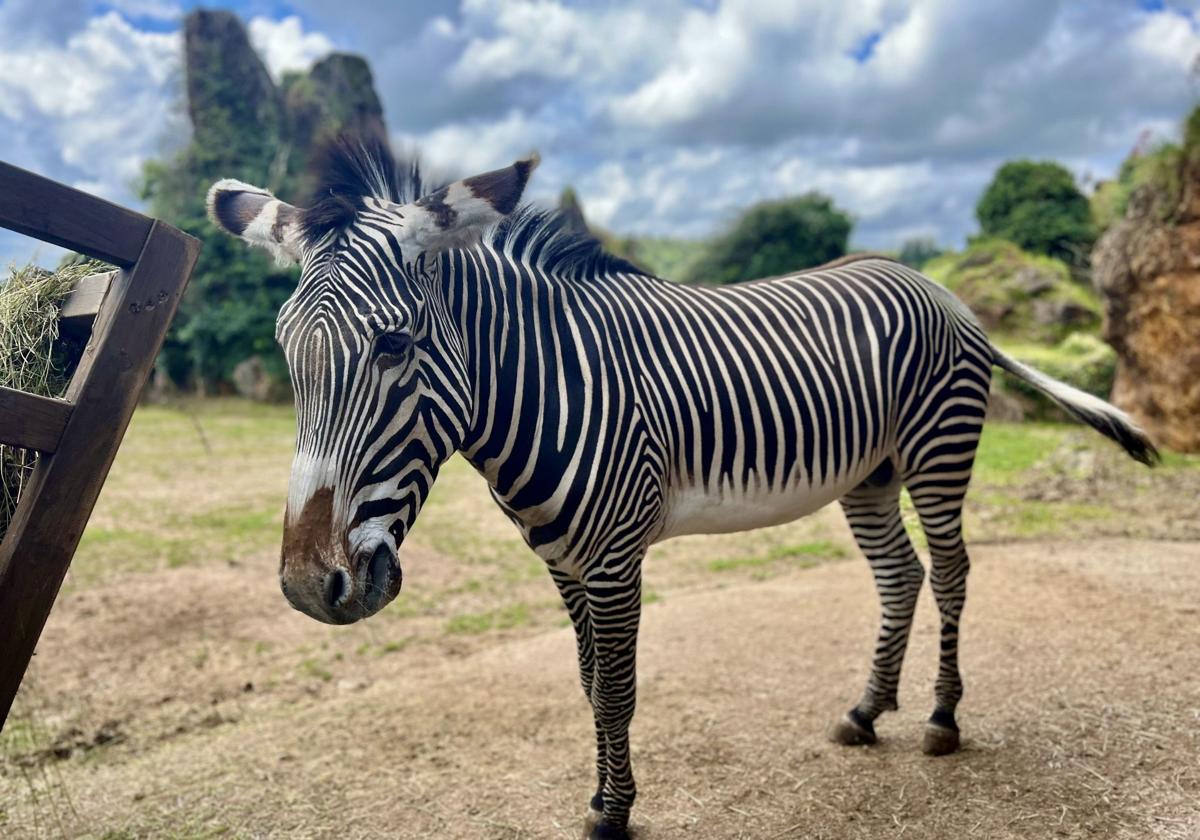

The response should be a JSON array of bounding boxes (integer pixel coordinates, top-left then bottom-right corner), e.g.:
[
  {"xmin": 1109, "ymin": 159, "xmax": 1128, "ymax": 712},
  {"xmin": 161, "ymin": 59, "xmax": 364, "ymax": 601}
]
[{"xmin": 445, "ymin": 251, "xmax": 988, "ymax": 572}]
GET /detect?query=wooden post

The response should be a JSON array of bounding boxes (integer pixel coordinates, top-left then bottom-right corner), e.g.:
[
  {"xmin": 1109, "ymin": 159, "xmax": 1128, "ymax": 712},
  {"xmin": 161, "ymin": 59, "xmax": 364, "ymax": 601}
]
[{"xmin": 0, "ymin": 163, "xmax": 199, "ymax": 726}]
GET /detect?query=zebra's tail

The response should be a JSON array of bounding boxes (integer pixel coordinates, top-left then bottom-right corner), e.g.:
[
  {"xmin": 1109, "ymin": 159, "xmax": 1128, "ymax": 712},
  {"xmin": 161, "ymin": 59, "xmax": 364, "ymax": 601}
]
[{"xmin": 991, "ymin": 347, "xmax": 1160, "ymax": 466}]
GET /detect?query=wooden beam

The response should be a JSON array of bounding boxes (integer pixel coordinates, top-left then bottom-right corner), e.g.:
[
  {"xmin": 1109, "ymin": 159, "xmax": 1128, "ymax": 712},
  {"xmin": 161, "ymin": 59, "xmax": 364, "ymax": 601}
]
[
  {"xmin": 59, "ymin": 271, "xmax": 115, "ymax": 330},
  {"xmin": 0, "ymin": 388, "xmax": 71, "ymax": 453},
  {"xmin": 0, "ymin": 221, "xmax": 200, "ymax": 725},
  {"xmin": 0, "ymin": 163, "xmax": 153, "ymax": 267}
]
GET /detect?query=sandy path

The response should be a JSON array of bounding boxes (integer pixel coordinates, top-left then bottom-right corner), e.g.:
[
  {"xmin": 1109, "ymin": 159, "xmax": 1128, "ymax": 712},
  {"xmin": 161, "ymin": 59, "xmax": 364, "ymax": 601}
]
[{"xmin": 3, "ymin": 538, "xmax": 1199, "ymax": 840}]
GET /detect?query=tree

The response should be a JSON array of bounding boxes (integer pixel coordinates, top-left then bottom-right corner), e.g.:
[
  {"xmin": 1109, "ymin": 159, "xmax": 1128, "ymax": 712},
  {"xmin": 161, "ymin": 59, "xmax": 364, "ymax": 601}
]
[
  {"xmin": 898, "ymin": 237, "xmax": 943, "ymax": 269},
  {"xmin": 975, "ymin": 161, "xmax": 1094, "ymax": 265},
  {"xmin": 685, "ymin": 193, "xmax": 852, "ymax": 285}
]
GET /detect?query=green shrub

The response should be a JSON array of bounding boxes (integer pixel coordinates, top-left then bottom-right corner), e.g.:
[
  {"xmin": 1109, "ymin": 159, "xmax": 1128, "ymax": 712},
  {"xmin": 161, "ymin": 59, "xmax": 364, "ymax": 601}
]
[
  {"xmin": 976, "ymin": 160, "xmax": 1094, "ymax": 264},
  {"xmin": 684, "ymin": 193, "xmax": 851, "ymax": 285}
]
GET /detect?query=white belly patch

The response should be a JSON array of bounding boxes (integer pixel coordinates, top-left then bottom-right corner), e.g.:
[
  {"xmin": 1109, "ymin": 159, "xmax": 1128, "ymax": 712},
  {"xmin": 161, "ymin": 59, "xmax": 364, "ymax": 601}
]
[{"xmin": 657, "ymin": 469, "xmax": 868, "ymax": 541}]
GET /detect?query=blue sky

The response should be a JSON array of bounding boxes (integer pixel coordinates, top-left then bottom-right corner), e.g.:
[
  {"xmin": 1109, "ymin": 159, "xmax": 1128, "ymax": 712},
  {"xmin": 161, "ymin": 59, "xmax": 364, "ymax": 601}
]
[{"xmin": 1, "ymin": 0, "xmax": 1198, "ymax": 269}]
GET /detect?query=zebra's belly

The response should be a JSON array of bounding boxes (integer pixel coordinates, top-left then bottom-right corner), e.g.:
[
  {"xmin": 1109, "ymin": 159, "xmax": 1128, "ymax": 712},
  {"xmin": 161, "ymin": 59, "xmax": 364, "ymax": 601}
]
[{"xmin": 657, "ymin": 470, "xmax": 865, "ymax": 541}]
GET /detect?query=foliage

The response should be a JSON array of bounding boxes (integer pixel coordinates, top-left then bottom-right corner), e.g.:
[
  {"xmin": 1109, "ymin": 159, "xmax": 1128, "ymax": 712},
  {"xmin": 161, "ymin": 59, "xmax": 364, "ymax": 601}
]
[
  {"xmin": 683, "ymin": 193, "xmax": 851, "ymax": 284},
  {"xmin": 1091, "ymin": 142, "xmax": 1183, "ymax": 232},
  {"xmin": 897, "ymin": 237, "xmax": 943, "ymax": 269},
  {"xmin": 976, "ymin": 160, "xmax": 1095, "ymax": 265},
  {"xmin": 141, "ymin": 141, "xmax": 298, "ymax": 392},
  {"xmin": 1089, "ymin": 104, "xmax": 1200, "ymax": 233},
  {"xmin": 0, "ymin": 260, "xmax": 104, "ymax": 538},
  {"xmin": 601, "ymin": 233, "xmax": 704, "ymax": 281},
  {"xmin": 923, "ymin": 238, "xmax": 1100, "ymax": 343}
]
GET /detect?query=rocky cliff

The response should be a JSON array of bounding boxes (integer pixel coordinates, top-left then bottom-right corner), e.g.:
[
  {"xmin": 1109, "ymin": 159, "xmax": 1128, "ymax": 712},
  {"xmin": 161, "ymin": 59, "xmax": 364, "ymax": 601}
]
[
  {"xmin": 183, "ymin": 9, "xmax": 386, "ymax": 201},
  {"xmin": 1092, "ymin": 141, "xmax": 1200, "ymax": 452}
]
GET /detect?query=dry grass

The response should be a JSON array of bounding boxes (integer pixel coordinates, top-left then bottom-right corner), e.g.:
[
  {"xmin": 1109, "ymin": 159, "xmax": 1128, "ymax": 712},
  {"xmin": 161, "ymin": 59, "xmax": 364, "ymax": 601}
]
[{"xmin": 0, "ymin": 259, "xmax": 106, "ymax": 537}]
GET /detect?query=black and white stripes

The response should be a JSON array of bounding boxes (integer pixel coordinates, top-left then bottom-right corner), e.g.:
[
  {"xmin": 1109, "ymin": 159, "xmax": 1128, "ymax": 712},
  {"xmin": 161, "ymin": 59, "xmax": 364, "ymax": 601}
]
[{"xmin": 208, "ymin": 138, "xmax": 1158, "ymax": 840}]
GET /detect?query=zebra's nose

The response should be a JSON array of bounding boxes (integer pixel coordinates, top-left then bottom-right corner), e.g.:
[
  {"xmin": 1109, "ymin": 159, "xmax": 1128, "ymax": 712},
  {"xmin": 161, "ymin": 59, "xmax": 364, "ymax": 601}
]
[{"xmin": 324, "ymin": 567, "xmax": 352, "ymax": 610}]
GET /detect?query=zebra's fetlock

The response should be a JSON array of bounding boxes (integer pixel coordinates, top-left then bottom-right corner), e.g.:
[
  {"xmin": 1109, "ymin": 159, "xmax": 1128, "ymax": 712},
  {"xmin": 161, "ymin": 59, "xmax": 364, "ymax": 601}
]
[
  {"xmin": 586, "ymin": 790, "xmax": 605, "ymax": 824},
  {"xmin": 830, "ymin": 707, "xmax": 878, "ymax": 746},
  {"xmin": 922, "ymin": 709, "xmax": 961, "ymax": 756}
]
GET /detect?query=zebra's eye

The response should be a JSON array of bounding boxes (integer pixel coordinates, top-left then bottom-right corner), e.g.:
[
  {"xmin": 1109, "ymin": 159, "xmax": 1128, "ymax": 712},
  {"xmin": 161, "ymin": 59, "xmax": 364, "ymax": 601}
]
[{"xmin": 375, "ymin": 332, "xmax": 414, "ymax": 358}]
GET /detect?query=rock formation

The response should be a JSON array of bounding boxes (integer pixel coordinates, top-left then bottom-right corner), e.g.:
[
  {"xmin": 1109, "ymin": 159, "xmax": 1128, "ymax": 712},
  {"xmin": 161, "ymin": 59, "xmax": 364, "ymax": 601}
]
[
  {"xmin": 1092, "ymin": 162, "xmax": 1200, "ymax": 452},
  {"xmin": 183, "ymin": 9, "xmax": 388, "ymax": 202}
]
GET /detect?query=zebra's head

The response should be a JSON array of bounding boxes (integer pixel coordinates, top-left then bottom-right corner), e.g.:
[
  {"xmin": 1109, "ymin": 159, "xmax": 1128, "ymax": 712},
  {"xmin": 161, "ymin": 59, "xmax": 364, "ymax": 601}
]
[{"xmin": 207, "ymin": 135, "xmax": 536, "ymax": 624}]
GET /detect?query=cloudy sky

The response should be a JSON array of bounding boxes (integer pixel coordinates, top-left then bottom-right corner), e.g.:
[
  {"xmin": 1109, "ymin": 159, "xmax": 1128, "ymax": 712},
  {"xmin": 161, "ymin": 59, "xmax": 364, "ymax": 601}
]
[{"xmin": 1, "ymin": 0, "xmax": 1197, "ymax": 268}]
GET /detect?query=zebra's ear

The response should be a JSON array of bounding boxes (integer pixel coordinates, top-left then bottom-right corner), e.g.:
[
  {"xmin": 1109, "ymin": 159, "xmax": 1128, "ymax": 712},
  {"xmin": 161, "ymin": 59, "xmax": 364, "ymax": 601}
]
[
  {"xmin": 206, "ymin": 179, "xmax": 303, "ymax": 266},
  {"xmin": 404, "ymin": 153, "xmax": 540, "ymax": 252}
]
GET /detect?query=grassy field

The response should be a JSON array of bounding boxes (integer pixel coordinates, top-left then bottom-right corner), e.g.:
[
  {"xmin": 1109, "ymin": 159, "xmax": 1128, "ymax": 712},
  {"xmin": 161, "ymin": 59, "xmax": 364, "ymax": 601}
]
[
  {"xmin": 65, "ymin": 399, "xmax": 1200, "ymax": 590},
  {"xmin": 2, "ymin": 400, "xmax": 1198, "ymax": 839}
]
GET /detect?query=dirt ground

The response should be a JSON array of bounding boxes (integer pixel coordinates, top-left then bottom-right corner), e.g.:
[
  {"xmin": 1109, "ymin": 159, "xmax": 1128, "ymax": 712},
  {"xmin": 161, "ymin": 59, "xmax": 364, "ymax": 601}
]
[
  {"xmin": 3, "ymin": 531, "xmax": 1198, "ymax": 839},
  {"xmin": 1, "ymin": 407, "xmax": 1198, "ymax": 839}
]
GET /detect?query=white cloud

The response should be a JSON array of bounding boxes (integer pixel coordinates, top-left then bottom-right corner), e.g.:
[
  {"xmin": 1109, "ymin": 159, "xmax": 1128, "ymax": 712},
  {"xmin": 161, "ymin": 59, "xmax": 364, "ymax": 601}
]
[
  {"xmin": 0, "ymin": 11, "xmax": 179, "ymax": 203},
  {"xmin": 396, "ymin": 108, "xmax": 556, "ymax": 180},
  {"xmin": 247, "ymin": 15, "xmax": 336, "ymax": 81},
  {"xmin": 4, "ymin": 0, "xmax": 1200, "ymax": 268}
]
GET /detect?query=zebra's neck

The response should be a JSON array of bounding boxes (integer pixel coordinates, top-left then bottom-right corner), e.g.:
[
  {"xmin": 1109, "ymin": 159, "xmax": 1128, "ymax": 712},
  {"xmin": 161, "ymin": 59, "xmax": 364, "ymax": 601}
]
[{"xmin": 437, "ymin": 243, "xmax": 653, "ymax": 486}]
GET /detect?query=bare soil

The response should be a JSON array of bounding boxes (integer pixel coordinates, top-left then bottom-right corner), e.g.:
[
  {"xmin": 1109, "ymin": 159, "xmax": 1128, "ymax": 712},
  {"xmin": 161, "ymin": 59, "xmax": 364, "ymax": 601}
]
[{"xmin": 2, "ymin": 532, "xmax": 1198, "ymax": 840}]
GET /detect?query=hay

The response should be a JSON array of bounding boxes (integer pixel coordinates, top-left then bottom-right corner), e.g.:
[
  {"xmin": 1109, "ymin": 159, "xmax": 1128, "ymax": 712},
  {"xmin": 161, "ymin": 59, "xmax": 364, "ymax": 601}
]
[{"xmin": 0, "ymin": 260, "xmax": 104, "ymax": 539}]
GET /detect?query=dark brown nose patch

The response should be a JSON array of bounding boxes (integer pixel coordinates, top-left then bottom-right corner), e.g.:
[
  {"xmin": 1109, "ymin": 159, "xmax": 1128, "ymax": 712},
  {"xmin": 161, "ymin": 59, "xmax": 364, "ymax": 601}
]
[{"xmin": 282, "ymin": 486, "xmax": 336, "ymax": 570}]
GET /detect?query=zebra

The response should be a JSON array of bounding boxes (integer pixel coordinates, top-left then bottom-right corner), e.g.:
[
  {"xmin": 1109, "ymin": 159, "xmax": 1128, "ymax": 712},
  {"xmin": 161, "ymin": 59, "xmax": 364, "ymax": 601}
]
[{"xmin": 208, "ymin": 134, "xmax": 1157, "ymax": 840}]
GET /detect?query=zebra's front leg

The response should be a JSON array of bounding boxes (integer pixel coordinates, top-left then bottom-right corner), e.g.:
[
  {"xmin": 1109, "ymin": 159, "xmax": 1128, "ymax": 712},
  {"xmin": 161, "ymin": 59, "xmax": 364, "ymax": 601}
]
[
  {"xmin": 549, "ymin": 570, "xmax": 608, "ymax": 824},
  {"xmin": 832, "ymin": 467, "xmax": 925, "ymax": 746},
  {"xmin": 585, "ymin": 561, "xmax": 643, "ymax": 840}
]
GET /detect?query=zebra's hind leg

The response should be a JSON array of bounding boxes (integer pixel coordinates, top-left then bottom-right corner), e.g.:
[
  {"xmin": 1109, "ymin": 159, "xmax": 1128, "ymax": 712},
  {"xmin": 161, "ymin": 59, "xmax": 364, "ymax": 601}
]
[
  {"xmin": 831, "ymin": 458, "xmax": 926, "ymax": 747},
  {"xmin": 907, "ymin": 470, "xmax": 972, "ymax": 756}
]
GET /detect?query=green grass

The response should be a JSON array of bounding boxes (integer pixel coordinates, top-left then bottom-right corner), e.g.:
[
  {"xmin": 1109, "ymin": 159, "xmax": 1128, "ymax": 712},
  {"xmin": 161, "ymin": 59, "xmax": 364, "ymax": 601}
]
[
  {"xmin": 709, "ymin": 539, "xmax": 844, "ymax": 573},
  {"xmin": 445, "ymin": 603, "xmax": 537, "ymax": 635},
  {"xmin": 299, "ymin": 658, "xmax": 333, "ymax": 682},
  {"xmin": 972, "ymin": 421, "xmax": 1069, "ymax": 485}
]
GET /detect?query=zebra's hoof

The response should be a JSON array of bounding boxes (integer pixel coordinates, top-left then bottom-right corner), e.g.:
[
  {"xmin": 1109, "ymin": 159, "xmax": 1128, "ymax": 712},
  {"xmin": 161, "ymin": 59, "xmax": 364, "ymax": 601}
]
[
  {"xmin": 588, "ymin": 819, "xmax": 630, "ymax": 840},
  {"xmin": 922, "ymin": 723, "xmax": 960, "ymax": 756},
  {"xmin": 830, "ymin": 710, "xmax": 877, "ymax": 746}
]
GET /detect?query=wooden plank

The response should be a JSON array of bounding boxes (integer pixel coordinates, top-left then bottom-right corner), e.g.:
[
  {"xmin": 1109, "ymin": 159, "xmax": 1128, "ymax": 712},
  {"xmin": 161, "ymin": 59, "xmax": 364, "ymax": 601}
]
[
  {"xmin": 0, "ymin": 388, "xmax": 71, "ymax": 453},
  {"xmin": 0, "ymin": 221, "xmax": 200, "ymax": 725},
  {"xmin": 0, "ymin": 163, "xmax": 153, "ymax": 267},
  {"xmin": 59, "ymin": 271, "xmax": 116, "ymax": 330}
]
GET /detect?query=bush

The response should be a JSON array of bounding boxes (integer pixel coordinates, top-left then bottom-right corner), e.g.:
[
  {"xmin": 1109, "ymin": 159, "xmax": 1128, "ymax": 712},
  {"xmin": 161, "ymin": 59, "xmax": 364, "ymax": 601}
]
[
  {"xmin": 1091, "ymin": 143, "xmax": 1183, "ymax": 232},
  {"xmin": 976, "ymin": 160, "xmax": 1094, "ymax": 265},
  {"xmin": 684, "ymin": 193, "xmax": 851, "ymax": 285}
]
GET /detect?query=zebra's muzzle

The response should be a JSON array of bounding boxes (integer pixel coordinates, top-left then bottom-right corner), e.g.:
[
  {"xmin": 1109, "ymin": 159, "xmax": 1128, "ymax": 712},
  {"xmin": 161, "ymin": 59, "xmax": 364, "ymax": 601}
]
[{"xmin": 361, "ymin": 542, "xmax": 402, "ymax": 613}]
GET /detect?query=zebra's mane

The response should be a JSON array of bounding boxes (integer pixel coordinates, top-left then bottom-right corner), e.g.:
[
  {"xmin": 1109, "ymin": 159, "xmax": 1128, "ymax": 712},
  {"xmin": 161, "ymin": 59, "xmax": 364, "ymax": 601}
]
[
  {"xmin": 300, "ymin": 133, "xmax": 435, "ymax": 247},
  {"xmin": 300, "ymin": 133, "xmax": 649, "ymax": 279},
  {"xmin": 487, "ymin": 206, "xmax": 649, "ymax": 279}
]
